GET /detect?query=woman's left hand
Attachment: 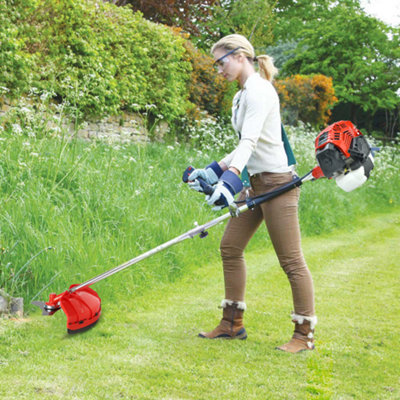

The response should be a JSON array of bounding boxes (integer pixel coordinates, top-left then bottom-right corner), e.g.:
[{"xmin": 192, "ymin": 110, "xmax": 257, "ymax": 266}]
[
  {"xmin": 206, "ymin": 181, "xmax": 235, "ymax": 210},
  {"xmin": 206, "ymin": 170, "xmax": 243, "ymax": 211}
]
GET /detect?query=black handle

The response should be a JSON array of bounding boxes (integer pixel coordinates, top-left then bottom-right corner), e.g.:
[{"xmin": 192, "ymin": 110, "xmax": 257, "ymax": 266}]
[
  {"xmin": 246, "ymin": 176, "xmax": 303, "ymax": 209},
  {"xmin": 182, "ymin": 165, "xmax": 195, "ymax": 183},
  {"xmin": 182, "ymin": 166, "xmax": 215, "ymax": 196}
]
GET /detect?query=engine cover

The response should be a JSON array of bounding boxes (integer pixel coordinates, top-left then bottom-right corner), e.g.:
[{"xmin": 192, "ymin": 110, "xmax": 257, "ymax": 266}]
[
  {"xmin": 314, "ymin": 121, "xmax": 372, "ymax": 178},
  {"xmin": 315, "ymin": 143, "xmax": 346, "ymax": 178}
]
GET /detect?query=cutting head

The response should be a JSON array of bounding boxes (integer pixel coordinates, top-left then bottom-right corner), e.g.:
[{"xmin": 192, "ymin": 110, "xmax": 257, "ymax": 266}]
[
  {"xmin": 32, "ymin": 284, "xmax": 101, "ymax": 334},
  {"xmin": 31, "ymin": 301, "xmax": 60, "ymax": 316}
]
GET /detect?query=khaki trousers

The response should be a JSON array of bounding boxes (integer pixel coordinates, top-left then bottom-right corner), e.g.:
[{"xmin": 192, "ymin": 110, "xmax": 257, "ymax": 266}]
[{"xmin": 220, "ymin": 172, "xmax": 315, "ymax": 316}]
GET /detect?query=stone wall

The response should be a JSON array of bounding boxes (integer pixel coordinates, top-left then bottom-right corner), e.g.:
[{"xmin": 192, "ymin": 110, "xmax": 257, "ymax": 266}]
[
  {"xmin": 0, "ymin": 96, "xmax": 169, "ymax": 143},
  {"xmin": 0, "ymin": 289, "xmax": 23, "ymax": 317},
  {"xmin": 60, "ymin": 113, "xmax": 152, "ymax": 143}
]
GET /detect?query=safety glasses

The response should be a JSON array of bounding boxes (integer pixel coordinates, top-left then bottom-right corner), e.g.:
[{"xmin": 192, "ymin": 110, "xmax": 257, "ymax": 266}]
[{"xmin": 213, "ymin": 47, "xmax": 242, "ymax": 68}]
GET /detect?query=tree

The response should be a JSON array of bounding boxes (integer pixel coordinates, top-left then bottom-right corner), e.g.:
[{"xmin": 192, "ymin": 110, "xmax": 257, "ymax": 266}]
[
  {"xmin": 104, "ymin": 0, "xmax": 218, "ymax": 37},
  {"xmin": 272, "ymin": 0, "xmax": 362, "ymax": 41},
  {"xmin": 265, "ymin": 40, "xmax": 298, "ymax": 69},
  {"xmin": 275, "ymin": 2, "xmax": 400, "ymax": 126},
  {"xmin": 203, "ymin": 0, "xmax": 276, "ymax": 50},
  {"xmin": 107, "ymin": 1, "xmax": 276, "ymax": 51}
]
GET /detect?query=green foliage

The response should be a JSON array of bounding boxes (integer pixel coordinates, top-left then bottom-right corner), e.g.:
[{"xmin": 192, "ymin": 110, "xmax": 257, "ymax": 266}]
[
  {"xmin": 266, "ymin": 40, "xmax": 298, "ymax": 69},
  {"xmin": 109, "ymin": 0, "xmax": 218, "ymax": 38},
  {"xmin": 176, "ymin": 32, "xmax": 237, "ymax": 120},
  {"xmin": 273, "ymin": 1, "xmax": 400, "ymax": 123},
  {"xmin": 0, "ymin": 100, "xmax": 227, "ymax": 301},
  {"xmin": 0, "ymin": 0, "xmax": 192, "ymax": 122},
  {"xmin": 195, "ymin": 0, "xmax": 276, "ymax": 50},
  {"xmin": 1, "ymin": 102, "xmax": 399, "ymax": 301},
  {"xmin": 275, "ymin": 74, "xmax": 338, "ymax": 127},
  {"xmin": 273, "ymin": 0, "xmax": 362, "ymax": 41},
  {"xmin": 0, "ymin": 0, "xmax": 35, "ymax": 96}
]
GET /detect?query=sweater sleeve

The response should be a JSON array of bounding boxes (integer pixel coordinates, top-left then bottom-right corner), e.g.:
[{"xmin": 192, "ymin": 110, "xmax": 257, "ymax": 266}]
[{"xmin": 220, "ymin": 148, "xmax": 235, "ymax": 170}]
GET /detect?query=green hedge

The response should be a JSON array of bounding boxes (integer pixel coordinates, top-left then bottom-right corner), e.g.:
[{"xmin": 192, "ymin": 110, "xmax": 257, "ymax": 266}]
[{"xmin": 0, "ymin": 0, "xmax": 192, "ymax": 121}]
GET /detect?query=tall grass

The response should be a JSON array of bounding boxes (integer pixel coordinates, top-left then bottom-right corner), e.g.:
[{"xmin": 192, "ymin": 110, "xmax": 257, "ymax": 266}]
[
  {"xmin": 0, "ymin": 105, "xmax": 399, "ymax": 308},
  {"xmin": 286, "ymin": 123, "xmax": 400, "ymax": 235},
  {"xmin": 0, "ymin": 104, "xmax": 228, "ymax": 305}
]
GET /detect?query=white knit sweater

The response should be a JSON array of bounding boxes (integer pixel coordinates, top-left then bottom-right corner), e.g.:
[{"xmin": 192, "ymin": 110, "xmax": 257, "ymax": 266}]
[{"xmin": 221, "ymin": 73, "xmax": 291, "ymax": 175}]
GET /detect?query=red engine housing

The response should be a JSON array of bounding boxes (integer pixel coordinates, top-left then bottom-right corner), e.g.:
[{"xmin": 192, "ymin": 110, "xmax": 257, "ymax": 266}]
[
  {"xmin": 314, "ymin": 121, "xmax": 370, "ymax": 178},
  {"xmin": 315, "ymin": 120, "xmax": 362, "ymax": 158}
]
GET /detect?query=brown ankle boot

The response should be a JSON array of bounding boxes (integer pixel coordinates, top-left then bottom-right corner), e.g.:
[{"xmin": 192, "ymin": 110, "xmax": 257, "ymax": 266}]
[
  {"xmin": 276, "ymin": 313, "xmax": 317, "ymax": 353},
  {"xmin": 198, "ymin": 300, "xmax": 247, "ymax": 340}
]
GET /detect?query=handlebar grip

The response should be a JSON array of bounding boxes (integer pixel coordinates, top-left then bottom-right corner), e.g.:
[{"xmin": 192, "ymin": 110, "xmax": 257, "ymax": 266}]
[
  {"xmin": 182, "ymin": 166, "xmax": 195, "ymax": 183},
  {"xmin": 182, "ymin": 166, "xmax": 214, "ymax": 195},
  {"xmin": 196, "ymin": 178, "xmax": 214, "ymax": 196}
]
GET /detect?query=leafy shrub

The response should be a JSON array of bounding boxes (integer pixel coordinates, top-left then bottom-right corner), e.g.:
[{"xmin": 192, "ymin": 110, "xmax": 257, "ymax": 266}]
[
  {"xmin": 0, "ymin": 0, "xmax": 192, "ymax": 122},
  {"xmin": 172, "ymin": 28, "xmax": 237, "ymax": 121},
  {"xmin": 275, "ymin": 74, "xmax": 338, "ymax": 127},
  {"xmin": 0, "ymin": 1, "xmax": 35, "ymax": 96}
]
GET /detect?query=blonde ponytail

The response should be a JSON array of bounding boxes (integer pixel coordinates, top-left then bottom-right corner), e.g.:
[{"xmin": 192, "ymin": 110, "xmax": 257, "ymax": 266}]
[{"xmin": 256, "ymin": 55, "xmax": 278, "ymax": 82}]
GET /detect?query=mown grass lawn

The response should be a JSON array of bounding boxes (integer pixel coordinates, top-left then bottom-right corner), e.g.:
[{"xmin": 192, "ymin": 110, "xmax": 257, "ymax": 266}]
[{"xmin": 1, "ymin": 210, "xmax": 399, "ymax": 400}]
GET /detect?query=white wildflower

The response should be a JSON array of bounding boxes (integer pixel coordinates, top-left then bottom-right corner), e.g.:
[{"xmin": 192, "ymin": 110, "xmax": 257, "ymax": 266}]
[{"xmin": 12, "ymin": 124, "xmax": 23, "ymax": 134}]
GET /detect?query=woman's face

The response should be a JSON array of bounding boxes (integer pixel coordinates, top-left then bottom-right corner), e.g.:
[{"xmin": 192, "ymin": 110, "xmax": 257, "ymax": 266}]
[{"xmin": 213, "ymin": 48, "xmax": 243, "ymax": 82}]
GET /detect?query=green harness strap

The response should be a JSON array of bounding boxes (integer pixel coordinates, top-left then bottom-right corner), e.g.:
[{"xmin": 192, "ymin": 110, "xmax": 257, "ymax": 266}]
[{"xmin": 281, "ymin": 124, "xmax": 296, "ymax": 167}]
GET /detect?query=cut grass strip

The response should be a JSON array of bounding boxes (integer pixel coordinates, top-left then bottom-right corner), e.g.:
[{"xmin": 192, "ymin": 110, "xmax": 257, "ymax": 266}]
[{"xmin": 0, "ymin": 211, "xmax": 399, "ymax": 399}]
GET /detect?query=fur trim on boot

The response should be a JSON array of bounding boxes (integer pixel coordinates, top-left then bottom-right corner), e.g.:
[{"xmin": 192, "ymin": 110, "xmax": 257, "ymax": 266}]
[
  {"xmin": 220, "ymin": 299, "xmax": 247, "ymax": 311},
  {"xmin": 276, "ymin": 312, "xmax": 317, "ymax": 353},
  {"xmin": 291, "ymin": 313, "xmax": 318, "ymax": 330},
  {"xmin": 198, "ymin": 299, "xmax": 247, "ymax": 340}
]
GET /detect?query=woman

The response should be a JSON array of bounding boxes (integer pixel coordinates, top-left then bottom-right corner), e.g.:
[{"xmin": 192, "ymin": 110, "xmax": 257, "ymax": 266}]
[{"xmin": 188, "ymin": 34, "xmax": 317, "ymax": 353}]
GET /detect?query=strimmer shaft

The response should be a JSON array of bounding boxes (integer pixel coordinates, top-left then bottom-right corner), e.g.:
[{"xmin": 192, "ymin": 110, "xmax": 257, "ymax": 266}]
[
  {"xmin": 70, "ymin": 170, "xmax": 315, "ymax": 294},
  {"xmin": 70, "ymin": 204, "xmax": 249, "ymax": 293}
]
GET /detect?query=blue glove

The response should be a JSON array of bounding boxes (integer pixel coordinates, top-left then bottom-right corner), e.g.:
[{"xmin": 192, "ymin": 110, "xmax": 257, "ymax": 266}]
[
  {"xmin": 206, "ymin": 170, "xmax": 243, "ymax": 211},
  {"xmin": 188, "ymin": 161, "xmax": 223, "ymax": 193}
]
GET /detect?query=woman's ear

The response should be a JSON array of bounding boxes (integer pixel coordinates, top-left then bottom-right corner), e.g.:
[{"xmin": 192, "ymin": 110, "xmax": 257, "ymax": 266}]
[{"xmin": 237, "ymin": 53, "xmax": 246, "ymax": 63}]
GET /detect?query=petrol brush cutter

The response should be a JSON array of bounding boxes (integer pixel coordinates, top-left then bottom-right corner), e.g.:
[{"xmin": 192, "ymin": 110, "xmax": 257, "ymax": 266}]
[{"xmin": 32, "ymin": 121, "xmax": 375, "ymax": 334}]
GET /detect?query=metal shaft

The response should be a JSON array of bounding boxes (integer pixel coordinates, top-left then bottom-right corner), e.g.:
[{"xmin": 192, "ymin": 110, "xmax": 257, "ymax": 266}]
[
  {"xmin": 70, "ymin": 171, "xmax": 315, "ymax": 294},
  {"xmin": 70, "ymin": 204, "xmax": 249, "ymax": 293}
]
